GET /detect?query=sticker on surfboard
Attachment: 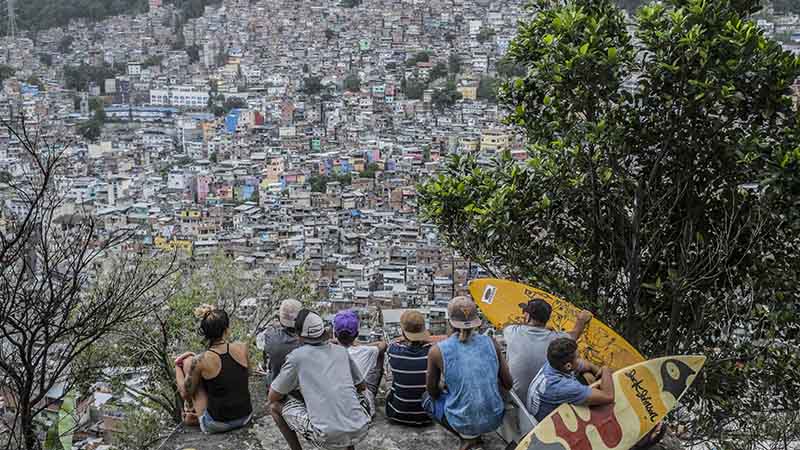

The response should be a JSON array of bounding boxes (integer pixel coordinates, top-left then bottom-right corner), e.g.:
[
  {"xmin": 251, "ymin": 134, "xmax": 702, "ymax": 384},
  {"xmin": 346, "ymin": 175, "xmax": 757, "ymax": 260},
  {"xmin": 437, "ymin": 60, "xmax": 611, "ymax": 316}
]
[{"xmin": 481, "ymin": 284, "xmax": 497, "ymax": 304}]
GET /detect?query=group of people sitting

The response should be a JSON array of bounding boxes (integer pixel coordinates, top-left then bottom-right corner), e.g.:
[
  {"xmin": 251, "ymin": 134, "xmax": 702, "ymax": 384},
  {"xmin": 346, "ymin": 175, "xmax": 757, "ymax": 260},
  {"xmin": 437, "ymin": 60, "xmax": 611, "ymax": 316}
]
[{"xmin": 173, "ymin": 296, "xmax": 663, "ymax": 450}]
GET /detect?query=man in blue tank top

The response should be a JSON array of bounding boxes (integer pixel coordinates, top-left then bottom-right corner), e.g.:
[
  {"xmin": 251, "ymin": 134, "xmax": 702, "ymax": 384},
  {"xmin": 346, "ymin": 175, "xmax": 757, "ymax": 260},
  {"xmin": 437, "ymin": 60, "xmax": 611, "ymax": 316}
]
[{"xmin": 423, "ymin": 296, "xmax": 513, "ymax": 450}]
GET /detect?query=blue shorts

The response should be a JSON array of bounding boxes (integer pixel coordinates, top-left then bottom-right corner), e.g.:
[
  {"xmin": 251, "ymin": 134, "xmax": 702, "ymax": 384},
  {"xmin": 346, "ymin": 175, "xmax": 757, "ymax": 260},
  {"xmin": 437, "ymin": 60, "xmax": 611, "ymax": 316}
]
[
  {"xmin": 199, "ymin": 410, "xmax": 252, "ymax": 434},
  {"xmin": 421, "ymin": 392, "xmax": 479, "ymax": 440}
]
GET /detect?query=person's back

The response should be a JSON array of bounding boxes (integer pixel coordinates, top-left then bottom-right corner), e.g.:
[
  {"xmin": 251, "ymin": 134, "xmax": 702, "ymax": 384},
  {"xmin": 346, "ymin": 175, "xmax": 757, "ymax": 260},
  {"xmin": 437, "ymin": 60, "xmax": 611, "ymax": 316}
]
[
  {"xmin": 263, "ymin": 326, "xmax": 300, "ymax": 381},
  {"xmin": 333, "ymin": 309, "xmax": 387, "ymax": 409},
  {"xmin": 175, "ymin": 306, "xmax": 253, "ymax": 434},
  {"xmin": 386, "ymin": 340, "xmax": 431, "ymax": 425},
  {"xmin": 273, "ymin": 342, "xmax": 370, "ymax": 441},
  {"xmin": 438, "ymin": 333, "xmax": 504, "ymax": 436},
  {"xmin": 506, "ymin": 299, "xmax": 592, "ymax": 399},
  {"xmin": 204, "ymin": 342, "xmax": 253, "ymax": 422},
  {"xmin": 505, "ymin": 324, "xmax": 567, "ymax": 399},
  {"xmin": 527, "ymin": 338, "xmax": 613, "ymax": 423},
  {"xmin": 263, "ymin": 299, "xmax": 302, "ymax": 383},
  {"xmin": 347, "ymin": 345, "xmax": 380, "ymax": 389}
]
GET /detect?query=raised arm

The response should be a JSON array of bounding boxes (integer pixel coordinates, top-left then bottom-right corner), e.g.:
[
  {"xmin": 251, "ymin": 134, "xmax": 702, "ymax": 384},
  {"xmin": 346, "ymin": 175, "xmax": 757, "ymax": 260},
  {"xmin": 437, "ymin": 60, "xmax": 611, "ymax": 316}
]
[
  {"xmin": 426, "ymin": 345, "xmax": 444, "ymax": 399},
  {"xmin": 567, "ymin": 310, "xmax": 593, "ymax": 341}
]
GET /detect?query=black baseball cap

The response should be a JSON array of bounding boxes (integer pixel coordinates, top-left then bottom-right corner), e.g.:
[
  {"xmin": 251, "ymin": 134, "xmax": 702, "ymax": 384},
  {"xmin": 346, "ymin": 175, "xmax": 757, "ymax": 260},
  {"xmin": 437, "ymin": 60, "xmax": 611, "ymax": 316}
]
[{"xmin": 518, "ymin": 298, "xmax": 552, "ymax": 323}]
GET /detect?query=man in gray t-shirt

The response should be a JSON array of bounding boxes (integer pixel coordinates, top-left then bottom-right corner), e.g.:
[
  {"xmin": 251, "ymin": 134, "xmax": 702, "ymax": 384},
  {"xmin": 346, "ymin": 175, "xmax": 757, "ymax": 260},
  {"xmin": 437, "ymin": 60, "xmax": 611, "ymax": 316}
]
[
  {"xmin": 505, "ymin": 299, "xmax": 593, "ymax": 400},
  {"xmin": 269, "ymin": 309, "xmax": 371, "ymax": 450}
]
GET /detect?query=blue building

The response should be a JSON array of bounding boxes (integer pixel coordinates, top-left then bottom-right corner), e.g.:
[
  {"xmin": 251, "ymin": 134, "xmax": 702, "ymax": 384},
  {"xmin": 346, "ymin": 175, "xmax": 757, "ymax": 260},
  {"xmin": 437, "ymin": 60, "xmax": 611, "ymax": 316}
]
[{"xmin": 225, "ymin": 109, "xmax": 242, "ymax": 134}]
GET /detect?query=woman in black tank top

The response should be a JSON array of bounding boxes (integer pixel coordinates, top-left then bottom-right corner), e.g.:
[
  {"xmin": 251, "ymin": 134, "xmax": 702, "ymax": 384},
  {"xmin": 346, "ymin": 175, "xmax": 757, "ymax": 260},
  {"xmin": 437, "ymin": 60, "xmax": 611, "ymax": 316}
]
[{"xmin": 174, "ymin": 305, "xmax": 253, "ymax": 434}]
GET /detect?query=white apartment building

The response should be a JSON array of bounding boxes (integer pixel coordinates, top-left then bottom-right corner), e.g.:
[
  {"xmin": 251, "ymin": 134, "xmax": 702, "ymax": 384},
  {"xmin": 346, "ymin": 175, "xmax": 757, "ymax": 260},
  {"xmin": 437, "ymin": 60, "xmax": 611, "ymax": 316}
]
[{"xmin": 150, "ymin": 86, "xmax": 210, "ymax": 108}]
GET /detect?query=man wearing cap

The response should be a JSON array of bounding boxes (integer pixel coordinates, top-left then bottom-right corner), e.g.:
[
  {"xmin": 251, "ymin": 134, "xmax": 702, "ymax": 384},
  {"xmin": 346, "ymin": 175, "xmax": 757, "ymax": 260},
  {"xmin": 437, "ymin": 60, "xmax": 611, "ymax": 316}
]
[
  {"xmin": 262, "ymin": 299, "xmax": 302, "ymax": 386},
  {"xmin": 505, "ymin": 299, "xmax": 593, "ymax": 400},
  {"xmin": 385, "ymin": 310, "xmax": 433, "ymax": 426},
  {"xmin": 268, "ymin": 309, "xmax": 371, "ymax": 450},
  {"xmin": 424, "ymin": 297, "xmax": 513, "ymax": 450},
  {"xmin": 333, "ymin": 309, "xmax": 387, "ymax": 418}
]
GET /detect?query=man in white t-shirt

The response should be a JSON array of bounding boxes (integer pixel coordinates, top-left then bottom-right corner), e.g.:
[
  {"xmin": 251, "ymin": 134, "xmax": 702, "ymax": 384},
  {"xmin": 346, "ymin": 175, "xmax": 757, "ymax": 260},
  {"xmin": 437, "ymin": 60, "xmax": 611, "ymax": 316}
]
[
  {"xmin": 269, "ymin": 309, "xmax": 371, "ymax": 450},
  {"xmin": 333, "ymin": 309, "xmax": 387, "ymax": 417}
]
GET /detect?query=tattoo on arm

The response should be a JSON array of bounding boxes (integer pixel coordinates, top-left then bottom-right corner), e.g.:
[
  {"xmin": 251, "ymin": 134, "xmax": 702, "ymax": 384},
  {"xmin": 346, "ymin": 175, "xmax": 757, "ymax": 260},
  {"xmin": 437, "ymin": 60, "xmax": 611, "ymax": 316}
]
[{"xmin": 184, "ymin": 352, "xmax": 204, "ymax": 396}]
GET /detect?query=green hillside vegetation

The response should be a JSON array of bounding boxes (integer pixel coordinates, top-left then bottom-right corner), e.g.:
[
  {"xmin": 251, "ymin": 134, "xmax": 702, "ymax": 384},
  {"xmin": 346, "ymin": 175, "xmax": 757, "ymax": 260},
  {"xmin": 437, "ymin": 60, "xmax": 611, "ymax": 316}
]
[{"xmin": 0, "ymin": 0, "xmax": 222, "ymax": 34}]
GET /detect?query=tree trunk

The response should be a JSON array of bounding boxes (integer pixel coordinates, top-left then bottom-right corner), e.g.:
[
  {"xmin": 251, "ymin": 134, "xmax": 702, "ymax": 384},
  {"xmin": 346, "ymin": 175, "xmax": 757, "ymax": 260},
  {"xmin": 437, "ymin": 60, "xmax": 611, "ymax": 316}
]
[
  {"xmin": 20, "ymin": 403, "xmax": 39, "ymax": 450},
  {"xmin": 624, "ymin": 185, "xmax": 644, "ymax": 348}
]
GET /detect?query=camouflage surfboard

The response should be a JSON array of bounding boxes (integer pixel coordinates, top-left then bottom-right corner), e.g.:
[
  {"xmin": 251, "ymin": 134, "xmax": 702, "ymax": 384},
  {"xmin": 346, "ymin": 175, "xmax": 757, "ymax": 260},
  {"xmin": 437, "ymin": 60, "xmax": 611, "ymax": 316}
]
[{"xmin": 516, "ymin": 355, "xmax": 706, "ymax": 450}]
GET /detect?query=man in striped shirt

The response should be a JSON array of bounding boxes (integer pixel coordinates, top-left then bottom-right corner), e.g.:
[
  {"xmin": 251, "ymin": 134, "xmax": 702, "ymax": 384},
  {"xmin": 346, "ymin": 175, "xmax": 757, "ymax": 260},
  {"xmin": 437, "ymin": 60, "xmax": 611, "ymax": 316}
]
[{"xmin": 385, "ymin": 310, "xmax": 434, "ymax": 426}]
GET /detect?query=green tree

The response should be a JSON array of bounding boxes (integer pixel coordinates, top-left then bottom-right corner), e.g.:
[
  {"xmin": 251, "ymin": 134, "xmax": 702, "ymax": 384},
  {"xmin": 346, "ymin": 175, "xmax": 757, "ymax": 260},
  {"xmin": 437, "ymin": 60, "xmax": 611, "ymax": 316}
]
[
  {"xmin": 476, "ymin": 26, "xmax": 496, "ymax": 44},
  {"xmin": 64, "ymin": 64, "xmax": 123, "ymax": 92},
  {"xmin": 431, "ymin": 79, "xmax": 462, "ymax": 112},
  {"xmin": 0, "ymin": 65, "xmax": 15, "ymax": 86},
  {"xmin": 343, "ymin": 73, "xmax": 361, "ymax": 92},
  {"xmin": 420, "ymin": 0, "xmax": 800, "ymax": 446},
  {"xmin": 403, "ymin": 77, "xmax": 426, "ymax": 100},
  {"xmin": 406, "ymin": 51, "xmax": 431, "ymax": 67},
  {"xmin": 57, "ymin": 36, "xmax": 74, "ymax": 54},
  {"xmin": 360, "ymin": 162, "xmax": 380, "ymax": 179},
  {"xmin": 78, "ymin": 120, "xmax": 102, "ymax": 141},
  {"xmin": 113, "ymin": 407, "xmax": 167, "ymax": 450},
  {"xmin": 186, "ymin": 44, "xmax": 201, "ymax": 63},
  {"xmin": 448, "ymin": 53, "xmax": 462, "ymax": 75},
  {"xmin": 477, "ymin": 76, "xmax": 498, "ymax": 102},
  {"xmin": 223, "ymin": 96, "xmax": 247, "ymax": 112},
  {"xmin": 143, "ymin": 55, "xmax": 164, "ymax": 68},
  {"xmin": 38, "ymin": 53, "xmax": 54, "ymax": 66},
  {"xmin": 495, "ymin": 55, "xmax": 525, "ymax": 78},
  {"xmin": 302, "ymin": 76, "xmax": 323, "ymax": 95},
  {"xmin": 429, "ymin": 62, "xmax": 448, "ymax": 81},
  {"xmin": 308, "ymin": 173, "xmax": 352, "ymax": 192}
]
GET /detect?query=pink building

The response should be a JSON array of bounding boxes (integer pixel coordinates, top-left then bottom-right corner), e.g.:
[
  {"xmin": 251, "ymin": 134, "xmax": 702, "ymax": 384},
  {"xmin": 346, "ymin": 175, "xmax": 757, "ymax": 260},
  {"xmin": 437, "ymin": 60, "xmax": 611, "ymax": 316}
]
[{"xmin": 194, "ymin": 175, "xmax": 210, "ymax": 205}]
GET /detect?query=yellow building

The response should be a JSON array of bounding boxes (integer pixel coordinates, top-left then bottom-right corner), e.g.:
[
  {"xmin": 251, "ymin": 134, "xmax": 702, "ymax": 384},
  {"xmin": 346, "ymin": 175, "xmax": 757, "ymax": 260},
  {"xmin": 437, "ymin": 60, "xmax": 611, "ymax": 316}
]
[
  {"xmin": 459, "ymin": 136, "xmax": 480, "ymax": 152},
  {"xmin": 480, "ymin": 128, "xmax": 511, "ymax": 152},
  {"xmin": 457, "ymin": 85, "xmax": 478, "ymax": 101},
  {"xmin": 154, "ymin": 237, "xmax": 193, "ymax": 254},
  {"xmin": 178, "ymin": 210, "xmax": 202, "ymax": 219}
]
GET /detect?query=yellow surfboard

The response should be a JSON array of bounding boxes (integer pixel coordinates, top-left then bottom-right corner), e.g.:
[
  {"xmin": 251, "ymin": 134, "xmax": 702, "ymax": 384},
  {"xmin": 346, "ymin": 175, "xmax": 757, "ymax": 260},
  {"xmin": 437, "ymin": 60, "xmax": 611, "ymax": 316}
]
[
  {"xmin": 516, "ymin": 355, "xmax": 706, "ymax": 450},
  {"xmin": 468, "ymin": 278, "xmax": 644, "ymax": 371}
]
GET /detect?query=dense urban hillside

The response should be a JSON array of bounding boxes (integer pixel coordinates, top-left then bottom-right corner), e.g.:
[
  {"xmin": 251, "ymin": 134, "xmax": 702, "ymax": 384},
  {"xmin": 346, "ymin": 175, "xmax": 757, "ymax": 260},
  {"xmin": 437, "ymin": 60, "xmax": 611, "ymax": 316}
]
[
  {"xmin": 0, "ymin": 0, "xmax": 223, "ymax": 35},
  {"xmin": 4, "ymin": 0, "xmax": 792, "ymax": 39}
]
